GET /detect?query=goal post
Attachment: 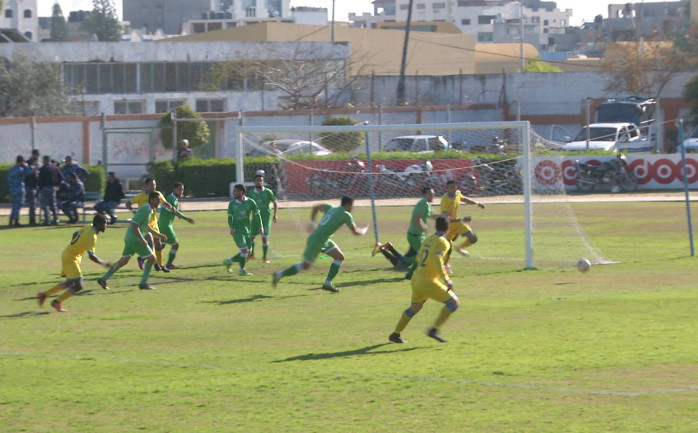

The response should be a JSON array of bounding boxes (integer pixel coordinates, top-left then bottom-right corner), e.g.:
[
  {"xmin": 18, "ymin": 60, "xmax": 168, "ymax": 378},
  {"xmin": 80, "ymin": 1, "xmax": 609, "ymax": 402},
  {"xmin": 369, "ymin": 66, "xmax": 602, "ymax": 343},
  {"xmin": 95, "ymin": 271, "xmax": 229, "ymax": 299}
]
[{"xmin": 232, "ymin": 121, "xmax": 611, "ymax": 270}]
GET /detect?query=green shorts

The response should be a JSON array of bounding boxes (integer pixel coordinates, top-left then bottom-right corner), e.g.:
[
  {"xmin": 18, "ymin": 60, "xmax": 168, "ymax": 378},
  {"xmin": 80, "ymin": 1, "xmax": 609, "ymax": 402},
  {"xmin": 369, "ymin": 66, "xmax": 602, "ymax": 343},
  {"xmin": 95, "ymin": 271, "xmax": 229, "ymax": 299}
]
[
  {"xmin": 160, "ymin": 224, "xmax": 178, "ymax": 245},
  {"xmin": 406, "ymin": 231, "xmax": 425, "ymax": 254},
  {"xmin": 251, "ymin": 215, "xmax": 272, "ymax": 237},
  {"xmin": 232, "ymin": 229, "xmax": 251, "ymax": 250},
  {"xmin": 302, "ymin": 239, "xmax": 337, "ymax": 264},
  {"xmin": 122, "ymin": 238, "xmax": 154, "ymax": 258}
]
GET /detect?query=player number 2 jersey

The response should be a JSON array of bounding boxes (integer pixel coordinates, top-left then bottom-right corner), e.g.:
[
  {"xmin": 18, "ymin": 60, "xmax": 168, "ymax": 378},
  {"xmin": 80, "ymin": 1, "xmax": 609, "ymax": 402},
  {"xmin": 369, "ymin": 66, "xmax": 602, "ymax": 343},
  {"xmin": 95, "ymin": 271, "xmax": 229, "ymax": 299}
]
[{"xmin": 414, "ymin": 233, "xmax": 450, "ymax": 281}]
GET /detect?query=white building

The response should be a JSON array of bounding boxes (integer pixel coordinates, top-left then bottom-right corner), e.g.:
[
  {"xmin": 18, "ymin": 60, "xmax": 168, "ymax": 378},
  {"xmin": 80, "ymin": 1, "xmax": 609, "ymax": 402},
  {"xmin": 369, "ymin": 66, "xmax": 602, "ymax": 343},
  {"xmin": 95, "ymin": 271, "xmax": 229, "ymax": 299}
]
[
  {"xmin": 349, "ymin": 0, "xmax": 572, "ymax": 50},
  {"xmin": 0, "ymin": 0, "xmax": 38, "ymax": 41},
  {"xmin": 0, "ymin": 40, "xmax": 349, "ymax": 115}
]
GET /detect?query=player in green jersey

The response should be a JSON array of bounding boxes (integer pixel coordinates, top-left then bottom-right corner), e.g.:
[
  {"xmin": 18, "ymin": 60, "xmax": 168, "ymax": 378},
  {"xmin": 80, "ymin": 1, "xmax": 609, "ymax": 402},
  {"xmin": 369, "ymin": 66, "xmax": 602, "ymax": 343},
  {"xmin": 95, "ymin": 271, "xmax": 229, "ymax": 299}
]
[
  {"xmin": 158, "ymin": 182, "xmax": 195, "ymax": 270},
  {"xmin": 223, "ymin": 184, "xmax": 263, "ymax": 276},
  {"xmin": 389, "ymin": 217, "xmax": 460, "ymax": 344},
  {"xmin": 97, "ymin": 192, "xmax": 166, "ymax": 291},
  {"xmin": 248, "ymin": 171, "xmax": 277, "ymax": 263},
  {"xmin": 272, "ymin": 196, "xmax": 369, "ymax": 293},
  {"xmin": 371, "ymin": 187, "xmax": 437, "ymax": 279}
]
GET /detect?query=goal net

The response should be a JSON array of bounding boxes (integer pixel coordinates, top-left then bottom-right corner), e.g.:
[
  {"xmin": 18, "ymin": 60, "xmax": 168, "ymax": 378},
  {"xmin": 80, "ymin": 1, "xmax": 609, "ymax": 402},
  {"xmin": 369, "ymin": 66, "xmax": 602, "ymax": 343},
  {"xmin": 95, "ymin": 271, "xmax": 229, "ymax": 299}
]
[{"xmin": 232, "ymin": 122, "xmax": 613, "ymax": 270}]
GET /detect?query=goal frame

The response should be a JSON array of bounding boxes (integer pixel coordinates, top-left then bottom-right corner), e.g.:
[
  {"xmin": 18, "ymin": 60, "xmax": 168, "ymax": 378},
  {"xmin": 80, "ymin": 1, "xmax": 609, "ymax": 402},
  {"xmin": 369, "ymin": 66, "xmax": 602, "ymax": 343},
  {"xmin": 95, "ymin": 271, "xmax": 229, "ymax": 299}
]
[{"xmin": 232, "ymin": 121, "xmax": 534, "ymax": 268}]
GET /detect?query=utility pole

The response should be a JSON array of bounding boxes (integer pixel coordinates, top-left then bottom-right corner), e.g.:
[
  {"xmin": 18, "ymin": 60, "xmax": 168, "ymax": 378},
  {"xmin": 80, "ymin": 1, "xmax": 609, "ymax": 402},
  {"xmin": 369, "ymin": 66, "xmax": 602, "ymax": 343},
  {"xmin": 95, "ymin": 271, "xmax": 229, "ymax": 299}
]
[
  {"xmin": 331, "ymin": 0, "xmax": 335, "ymax": 43},
  {"xmin": 396, "ymin": 0, "xmax": 414, "ymax": 105},
  {"xmin": 519, "ymin": 0, "xmax": 526, "ymax": 74}
]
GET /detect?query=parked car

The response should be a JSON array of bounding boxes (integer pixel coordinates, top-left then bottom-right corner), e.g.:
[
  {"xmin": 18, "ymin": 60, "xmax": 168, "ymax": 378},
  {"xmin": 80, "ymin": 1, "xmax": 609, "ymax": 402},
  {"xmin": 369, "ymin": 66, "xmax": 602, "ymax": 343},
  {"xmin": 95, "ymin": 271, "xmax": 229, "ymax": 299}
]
[
  {"xmin": 248, "ymin": 139, "xmax": 332, "ymax": 156},
  {"xmin": 383, "ymin": 135, "xmax": 450, "ymax": 153},
  {"xmin": 679, "ymin": 125, "xmax": 698, "ymax": 153},
  {"xmin": 561, "ymin": 122, "xmax": 651, "ymax": 153}
]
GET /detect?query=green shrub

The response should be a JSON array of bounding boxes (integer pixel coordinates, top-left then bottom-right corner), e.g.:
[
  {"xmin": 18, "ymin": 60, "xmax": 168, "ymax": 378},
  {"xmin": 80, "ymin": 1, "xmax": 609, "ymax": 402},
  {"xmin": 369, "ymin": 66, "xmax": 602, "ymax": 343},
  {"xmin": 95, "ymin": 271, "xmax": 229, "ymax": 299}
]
[
  {"xmin": 84, "ymin": 164, "xmax": 105, "ymax": 192},
  {"xmin": 320, "ymin": 116, "xmax": 364, "ymax": 152},
  {"xmin": 0, "ymin": 164, "xmax": 10, "ymax": 202},
  {"xmin": 158, "ymin": 105, "xmax": 211, "ymax": 150}
]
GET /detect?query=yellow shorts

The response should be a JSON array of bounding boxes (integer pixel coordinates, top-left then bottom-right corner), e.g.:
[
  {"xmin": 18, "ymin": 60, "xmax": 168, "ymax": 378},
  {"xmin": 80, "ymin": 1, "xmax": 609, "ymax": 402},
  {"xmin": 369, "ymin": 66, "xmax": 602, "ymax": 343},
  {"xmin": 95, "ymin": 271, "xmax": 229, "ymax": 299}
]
[
  {"xmin": 61, "ymin": 256, "xmax": 82, "ymax": 280},
  {"xmin": 410, "ymin": 276, "xmax": 452, "ymax": 304},
  {"xmin": 447, "ymin": 221, "xmax": 472, "ymax": 242}
]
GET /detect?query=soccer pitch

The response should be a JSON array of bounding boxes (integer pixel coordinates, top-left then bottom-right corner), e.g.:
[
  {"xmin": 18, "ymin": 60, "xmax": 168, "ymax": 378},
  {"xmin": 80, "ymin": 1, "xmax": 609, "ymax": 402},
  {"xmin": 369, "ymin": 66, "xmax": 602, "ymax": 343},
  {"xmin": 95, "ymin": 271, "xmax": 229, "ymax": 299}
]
[{"xmin": 1, "ymin": 200, "xmax": 697, "ymax": 432}]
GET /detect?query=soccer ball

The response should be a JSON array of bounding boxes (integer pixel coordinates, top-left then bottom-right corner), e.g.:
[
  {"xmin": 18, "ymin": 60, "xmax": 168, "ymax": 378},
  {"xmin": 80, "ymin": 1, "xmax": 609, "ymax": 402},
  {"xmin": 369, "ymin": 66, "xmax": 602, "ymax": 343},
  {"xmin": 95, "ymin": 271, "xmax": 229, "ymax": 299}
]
[{"xmin": 577, "ymin": 258, "xmax": 591, "ymax": 273}]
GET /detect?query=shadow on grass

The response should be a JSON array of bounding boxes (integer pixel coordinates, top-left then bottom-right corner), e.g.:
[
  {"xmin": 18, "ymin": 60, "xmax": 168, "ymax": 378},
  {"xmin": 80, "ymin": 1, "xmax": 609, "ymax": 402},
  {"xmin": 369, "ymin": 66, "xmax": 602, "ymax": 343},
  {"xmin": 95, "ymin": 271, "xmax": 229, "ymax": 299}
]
[
  {"xmin": 210, "ymin": 294, "xmax": 274, "ymax": 305},
  {"xmin": 273, "ymin": 343, "xmax": 420, "ymax": 362},
  {"xmin": 0, "ymin": 311, "xmax": 51, "ymax": 319}
]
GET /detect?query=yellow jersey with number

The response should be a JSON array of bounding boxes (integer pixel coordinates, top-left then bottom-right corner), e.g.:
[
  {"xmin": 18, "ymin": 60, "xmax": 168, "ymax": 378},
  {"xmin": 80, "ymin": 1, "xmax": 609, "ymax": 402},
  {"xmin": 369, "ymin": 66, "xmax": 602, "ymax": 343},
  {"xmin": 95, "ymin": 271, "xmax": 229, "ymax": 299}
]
[
  {"xmin": 62, "ymin": 224, "xmax": 98, "ymax": 264},
  {"xmin": 413, "ymin": 232, "xmax": 450, "ymax": 282}
]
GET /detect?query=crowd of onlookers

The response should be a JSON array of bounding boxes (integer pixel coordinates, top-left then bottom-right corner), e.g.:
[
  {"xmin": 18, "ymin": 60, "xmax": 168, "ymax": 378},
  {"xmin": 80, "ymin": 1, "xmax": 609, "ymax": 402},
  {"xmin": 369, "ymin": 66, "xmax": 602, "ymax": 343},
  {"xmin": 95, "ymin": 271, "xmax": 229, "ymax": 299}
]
[{"xmin": 5, "ymin": 149, "xmax": 125, "ymax": 227}]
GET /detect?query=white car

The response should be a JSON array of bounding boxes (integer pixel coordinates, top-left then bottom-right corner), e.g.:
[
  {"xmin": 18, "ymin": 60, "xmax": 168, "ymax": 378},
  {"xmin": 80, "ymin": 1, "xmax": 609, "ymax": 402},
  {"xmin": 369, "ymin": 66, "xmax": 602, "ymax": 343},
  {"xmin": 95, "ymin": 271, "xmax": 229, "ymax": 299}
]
[
  {"xmin": 383, "ymin": 135, "xmax": 450, "ymax": 153},
  {"xmin": 562, "ymin": 123, "xmax": 651, "ymax": 153},
  {"xmin": 679, "ymin": 126, "xmax": 698, "ymax": 153}
]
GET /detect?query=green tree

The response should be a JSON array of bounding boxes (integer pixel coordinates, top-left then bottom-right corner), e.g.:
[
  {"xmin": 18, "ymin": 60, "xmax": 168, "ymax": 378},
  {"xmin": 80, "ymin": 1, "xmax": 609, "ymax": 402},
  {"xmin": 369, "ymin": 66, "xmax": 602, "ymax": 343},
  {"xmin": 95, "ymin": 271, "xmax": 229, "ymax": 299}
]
[
  {"xmin": 319, "ymin": 116, "xmax": 364, "ymax": 152},
  {"xmin": 683, "ymin": 76, "xmax": 698, "ymax": 126},
  {"xmin": 602, "ymin": 41, "xmax": 687, "ymax": 99},
  {"xmin": 158, "ymin": 105, "xmax": 211, "ymax": 151},
  {"xmin": 83, "ymin": 0, "xmax": 122, "ymax": 42},
  {"xmin": 0, "ymin": 54, "xmax": 73, "ymax": 117},
  {"xmin": 50, "ymin": 3, "xmax": 68, "ymax": 42}
]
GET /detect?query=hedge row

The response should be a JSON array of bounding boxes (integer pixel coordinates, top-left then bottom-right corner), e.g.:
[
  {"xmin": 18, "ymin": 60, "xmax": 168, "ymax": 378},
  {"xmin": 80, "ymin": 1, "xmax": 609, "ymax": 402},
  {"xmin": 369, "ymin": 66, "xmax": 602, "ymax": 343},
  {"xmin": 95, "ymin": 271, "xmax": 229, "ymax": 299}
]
[{"xmin": 0, "ymin": 164, "xmax": 104, "ymax": 203}]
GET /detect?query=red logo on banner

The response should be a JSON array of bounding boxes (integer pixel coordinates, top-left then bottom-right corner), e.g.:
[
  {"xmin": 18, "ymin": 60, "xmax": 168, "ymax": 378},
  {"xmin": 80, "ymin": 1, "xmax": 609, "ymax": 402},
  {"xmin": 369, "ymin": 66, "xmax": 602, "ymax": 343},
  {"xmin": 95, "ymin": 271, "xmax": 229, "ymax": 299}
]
[{"xmin": 534, "ymin": 159, "xmax": 561, "ymax": 185}]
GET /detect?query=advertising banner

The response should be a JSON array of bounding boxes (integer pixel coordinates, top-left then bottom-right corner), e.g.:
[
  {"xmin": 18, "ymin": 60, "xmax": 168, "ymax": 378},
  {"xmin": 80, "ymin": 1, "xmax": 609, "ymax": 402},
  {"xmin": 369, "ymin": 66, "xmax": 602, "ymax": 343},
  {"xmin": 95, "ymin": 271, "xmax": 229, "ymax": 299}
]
[{"xmin": 532, "ymin": 154, "xmax": 698, "ymax": 191}]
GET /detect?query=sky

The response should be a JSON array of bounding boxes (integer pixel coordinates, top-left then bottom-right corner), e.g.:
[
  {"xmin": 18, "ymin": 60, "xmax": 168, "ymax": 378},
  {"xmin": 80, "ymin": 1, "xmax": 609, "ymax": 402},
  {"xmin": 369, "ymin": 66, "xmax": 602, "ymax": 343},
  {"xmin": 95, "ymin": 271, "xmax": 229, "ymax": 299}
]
[{"xmin": 38, "ymin": 1, "xmax": 609, "ymax": 27}]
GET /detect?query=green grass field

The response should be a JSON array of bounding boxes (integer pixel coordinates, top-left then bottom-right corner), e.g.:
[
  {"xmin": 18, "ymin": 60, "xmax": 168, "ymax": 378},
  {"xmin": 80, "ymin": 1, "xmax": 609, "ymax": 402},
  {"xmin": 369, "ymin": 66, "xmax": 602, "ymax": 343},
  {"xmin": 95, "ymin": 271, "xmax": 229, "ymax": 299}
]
[{"xmin": 1, "ymin": 201, "xmax": 697, "ymax": 432}]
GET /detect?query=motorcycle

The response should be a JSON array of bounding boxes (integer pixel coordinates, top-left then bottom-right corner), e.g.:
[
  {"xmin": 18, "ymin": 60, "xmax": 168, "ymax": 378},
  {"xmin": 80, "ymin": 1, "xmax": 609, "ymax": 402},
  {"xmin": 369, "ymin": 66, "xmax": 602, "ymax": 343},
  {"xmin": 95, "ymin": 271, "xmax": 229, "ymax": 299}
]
[
  {"xmin": 456, "ymin": 157, "xmax": 523, "ymax": 196},
  {"xmin": 572, "ymin": 153, "xmax": 638, "ymax": 193},
  {"xmin": 375, "ymin": 160, "xmax": 435, "ymax": 196},
  {"xmin": 307, "ymin": 157, "xmax": 367, "ymax": 197}
]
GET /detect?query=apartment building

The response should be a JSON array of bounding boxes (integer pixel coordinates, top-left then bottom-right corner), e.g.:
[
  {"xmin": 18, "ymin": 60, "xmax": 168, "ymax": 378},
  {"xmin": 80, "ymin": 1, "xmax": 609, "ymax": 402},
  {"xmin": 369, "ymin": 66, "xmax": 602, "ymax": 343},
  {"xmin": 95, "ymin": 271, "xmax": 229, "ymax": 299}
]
[
  {"xmin": 0, "ymin": 0, "xmax": 38, "ymax": 41},
  {"xmin": 350, "ymin": 0, "xmax": 571, "ymax": 50}
]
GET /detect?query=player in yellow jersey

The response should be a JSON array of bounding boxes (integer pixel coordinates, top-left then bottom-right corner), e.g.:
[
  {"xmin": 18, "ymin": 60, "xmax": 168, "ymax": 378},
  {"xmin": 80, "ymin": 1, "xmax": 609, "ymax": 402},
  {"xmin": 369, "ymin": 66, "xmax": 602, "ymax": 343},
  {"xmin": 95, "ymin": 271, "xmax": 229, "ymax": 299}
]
[
  {"xmin": 388, "ymin": 217, "xmax": 460, "ymax": 343},
  {"xmin": 37, "ymin": 214, "xmax": 111, "ymax": 312},
  {"xmin": 126, "ymin": 178, "xmax": 176, "ymax": 272},
  {"xmin": 440, "ymin": 179, "xmax": 485, "ymax": 258}
]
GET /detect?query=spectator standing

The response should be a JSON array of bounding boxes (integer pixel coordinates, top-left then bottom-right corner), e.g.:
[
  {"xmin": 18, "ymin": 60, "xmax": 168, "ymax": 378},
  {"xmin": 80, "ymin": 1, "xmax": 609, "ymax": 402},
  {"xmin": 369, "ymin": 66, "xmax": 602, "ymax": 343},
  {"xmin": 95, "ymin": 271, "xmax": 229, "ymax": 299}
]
[
  {"xmin": 38, "ymin": 156, "xmax": 64, "ymax": 225},
  {"xmin": 177, "ymin": 139, "xmax": 193, "ymax": 161},
  {"xmin": 94, "ymin": 172, "xmax": 125, "ymax": 224},
  {"xmin": 25, "ymin": 149, "xmax": 41, "ymax": 226},
  {"xmin": 7, "ymin": 155, "xmax": 31, "ymax": 227}
]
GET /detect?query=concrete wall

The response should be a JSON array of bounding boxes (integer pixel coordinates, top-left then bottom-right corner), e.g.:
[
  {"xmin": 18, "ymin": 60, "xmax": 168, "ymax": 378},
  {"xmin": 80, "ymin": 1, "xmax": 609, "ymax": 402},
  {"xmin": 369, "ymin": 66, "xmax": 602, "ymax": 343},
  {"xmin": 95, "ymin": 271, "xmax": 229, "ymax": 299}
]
[{"xmin": 1, "ymin": 71, "xmax": 695, "ymax": 181}]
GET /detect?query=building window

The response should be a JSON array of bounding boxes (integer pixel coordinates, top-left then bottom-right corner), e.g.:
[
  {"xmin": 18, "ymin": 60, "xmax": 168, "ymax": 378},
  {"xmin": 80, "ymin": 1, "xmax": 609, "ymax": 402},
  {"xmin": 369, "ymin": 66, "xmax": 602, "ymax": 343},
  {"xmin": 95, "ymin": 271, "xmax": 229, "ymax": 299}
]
[
  {"xmin": 70, "ymin": 101, "xmax": 100, "ymax": 116},
  {"xmin": 433, "ymin": 3, "xmax": 446, "ymax": 10},
  {"xmin": 5, "ymin": 9, "xmax": 12, "ymax": 18},
  {"xmin": 477, "ymin": 32, "xmax": 493, "ymax": 42},
  {"xmin": 114, "ymin": 100, "xmax": 144, "ymax": 114},
  {"xmin": 416, "ymin": 4, "xmax": 425, "ymax": 10},
  {"xmin": 478, "ymin": 15, "xmax": 495, "ymax": 25},
  {"xmin": 461, "ymin": 18, "xmax": 470, "ymax": 25},
  {"xmin": 196, "ymin": 99, "xmax": 225, "ymax": 112},
  {"xmin": 24, "ymin": 31, "xmax": 32, "ymax": 40},
  {"xmin": 400, "ymin": 4, "xmax": 409, "ymax": 10},
  {"xmin": 155, "ymin": 100, "xmax": 185, "ymax": 113},
  {"xmin": 531, "ymin": 16, "xmax": 540, "ymax": 24},
  {"xmin": 544, "ymin": 19, "xmax": 549, "ymax": 26},
  {"xmin": 24, "ymin": 9, "xmax": 31, "ymax": 18},
  {"xmin": 543, "ymin": 28, "xmax": 548, "ymax": 33}
]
